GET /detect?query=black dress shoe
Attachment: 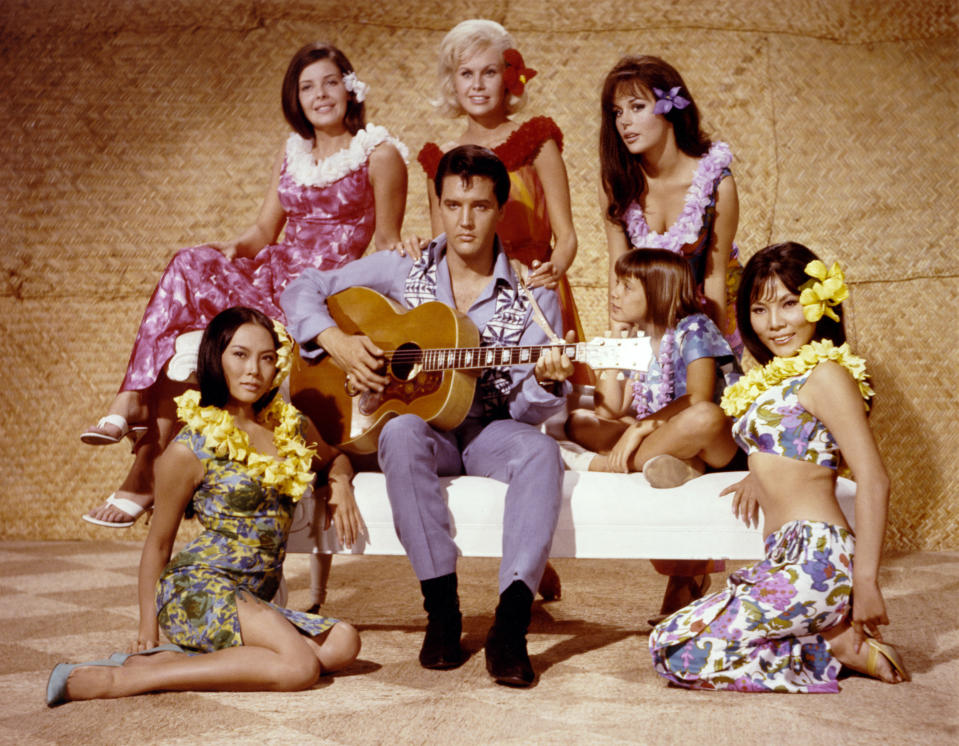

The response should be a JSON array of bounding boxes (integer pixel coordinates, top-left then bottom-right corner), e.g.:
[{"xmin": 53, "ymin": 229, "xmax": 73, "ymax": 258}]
[
  {"xmin": 419, "ymin": 615, "xmax": 466, "ymax": 670},
  {"xmin": 484, "ymin": 625, "xmax": 534, "ymax": 687}
]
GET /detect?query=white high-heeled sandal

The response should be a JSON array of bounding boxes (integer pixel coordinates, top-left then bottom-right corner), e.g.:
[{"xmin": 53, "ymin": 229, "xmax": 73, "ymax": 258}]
[
  {"xmin": 80, "ymin": 414, "xmax": 147, "ymax": 447},
  {"xmin": 81, "ymin": 493, "xmax": 152, "ymax": 528}
]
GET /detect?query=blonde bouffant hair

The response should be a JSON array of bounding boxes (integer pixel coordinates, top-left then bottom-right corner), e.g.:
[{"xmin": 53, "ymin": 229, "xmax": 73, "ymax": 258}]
[{"xmin": 433, "ymin": 19, "xmax": 528, "ymax": 118}]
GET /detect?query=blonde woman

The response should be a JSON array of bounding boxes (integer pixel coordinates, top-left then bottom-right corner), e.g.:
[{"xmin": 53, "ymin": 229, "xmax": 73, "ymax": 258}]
[{"xmin": 416, "ymin": 19, "xmax": 583, "ymax": 342}]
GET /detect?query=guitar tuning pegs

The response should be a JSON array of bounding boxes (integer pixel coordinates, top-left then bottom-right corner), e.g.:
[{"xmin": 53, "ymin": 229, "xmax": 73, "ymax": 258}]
[
  {"xmin": 616, "ymin": 371, "xmax": 625, "ymax": 380},
  {"xmin": 620, "ymin": 330, "xmax": 628, "ymax": 338},
  {"xmin": 604, "ymin": 330, "xmax": 611, "ymax": 337}
]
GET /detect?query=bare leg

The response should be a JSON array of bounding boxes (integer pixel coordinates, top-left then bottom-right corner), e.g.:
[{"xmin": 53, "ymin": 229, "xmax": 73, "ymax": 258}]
[
  {"xmin": 61, "ymin": 595, "xmax": 360, "ymax": 701},
  {"xmin": 569, "ymin": 404, "xmax": 736, "ymax": 474},
  {"xmin": 84, "ymin": 375, "xmax": 191, "ymax": 525},
  {"xmin": 564, "ymin": 410, "xmax": 629, "ymax": 471},
  {"xmin": 307, "ymin": 553, "xmax": 333, "ymax": 613},
  {"xmin": 630, "ymin": 402, "xmax": 737, "ymax": 472}
]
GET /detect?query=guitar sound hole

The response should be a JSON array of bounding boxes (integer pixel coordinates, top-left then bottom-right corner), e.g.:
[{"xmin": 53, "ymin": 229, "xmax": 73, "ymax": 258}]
[{"xmin": 390, "ymin": 342, "xmax": 422, "ymax": 381}]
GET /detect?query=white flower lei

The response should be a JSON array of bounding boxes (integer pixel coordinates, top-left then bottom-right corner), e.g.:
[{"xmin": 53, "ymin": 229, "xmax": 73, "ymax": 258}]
[{"xmin": 284, "ymin": 124, "xmax": 410, "ymax": 188}]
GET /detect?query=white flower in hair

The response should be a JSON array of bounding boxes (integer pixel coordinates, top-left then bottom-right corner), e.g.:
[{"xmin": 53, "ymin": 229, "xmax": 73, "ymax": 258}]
[{"xmin": 342, "ymin": 71, "xmax": 369, "ymax": 103}]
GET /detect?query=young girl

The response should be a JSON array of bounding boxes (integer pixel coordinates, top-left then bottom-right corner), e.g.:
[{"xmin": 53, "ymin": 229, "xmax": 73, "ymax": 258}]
[
  {"xmin": 566, "ymin": 248, "xmax": 740, "ymax": 621},
  {"xmin": 48, "ymin": 307, "xmax": 361, "ymax": 706},
  {"xmin": 81, "ymin": 41, "xmax": 410, "ymax": 529},
  {"xmin": 566, "ymin": 248, "xmax": 738, "ymax": 481},
  {"xmin": 415, "ymin": 19, "xmax": 583, "ymax": 341},
  {"xmin": 649, "ymin": 242, "xmax": 909, "ymax": 692},
  {"xmin": 599, "ymin": 55, "xmax": 741, "ymax": 354}
]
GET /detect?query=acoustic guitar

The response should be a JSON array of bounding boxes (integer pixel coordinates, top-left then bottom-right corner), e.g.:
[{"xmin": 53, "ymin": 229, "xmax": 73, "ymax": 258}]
[{"xmin": 290, "ymin": 286, "xmax": 653, "ymax": 454}]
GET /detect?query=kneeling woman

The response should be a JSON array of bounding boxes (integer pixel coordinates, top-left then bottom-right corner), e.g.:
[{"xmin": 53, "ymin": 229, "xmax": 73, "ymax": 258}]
[
  {"xmin": 649, "ymin": 242, "xmax": 908, "ymax": 691},
  {"xmin": 48, "ymin": 307, "xmax": 360, "ymax": 705}
]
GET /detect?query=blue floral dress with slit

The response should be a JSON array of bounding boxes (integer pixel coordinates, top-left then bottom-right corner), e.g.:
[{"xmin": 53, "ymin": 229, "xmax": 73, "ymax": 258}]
[{"xmin": 156, "ymin": 418, "xmax": 337, "ymax": 652}]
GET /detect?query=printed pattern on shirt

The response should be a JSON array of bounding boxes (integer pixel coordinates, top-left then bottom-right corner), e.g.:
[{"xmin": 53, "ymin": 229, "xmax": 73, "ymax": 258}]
[{"xmin": 404, "ymin": 248, "xmax": 530, "ymax": 418}]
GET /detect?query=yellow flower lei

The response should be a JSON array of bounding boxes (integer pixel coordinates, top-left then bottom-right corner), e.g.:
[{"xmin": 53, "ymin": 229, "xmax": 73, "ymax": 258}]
[
  {"xmin": 272, "ymin": 320, "xmax": 294, "ymax": 388},
  {"xmin": 720, "ymin": 339, "xmax": 874, "ymax": 418},
  {"xmin": 174, "ymin": 389, "xmax": 316, "ymax": 501}
]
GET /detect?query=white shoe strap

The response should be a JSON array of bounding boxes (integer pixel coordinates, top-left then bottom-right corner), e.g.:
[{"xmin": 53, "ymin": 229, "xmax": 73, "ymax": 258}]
[
  {"xmin": 96, "ymin": 414, "xmax": 130, "ymax": 433},
  {"xmin": 106, "ymin": 494, "xmax": 146, "ymax": 518}
]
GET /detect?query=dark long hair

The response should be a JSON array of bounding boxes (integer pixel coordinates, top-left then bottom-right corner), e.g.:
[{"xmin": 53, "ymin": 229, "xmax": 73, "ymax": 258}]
[
  {"xmin": 737, "ymin": 242, "xmax": 846, "ymax": 365},
  {"xmin": 281, "ymin": 42, "xmax": 366, "ymax": 139},
  {"xmin": 600, "ymin": 55, "xmax": 710, "ymax": 226},
  {"xmin": 615, "ymin": 248, "xmax": 700, "ymax": 330},
  {"xmin": 197, "ymin": 307, "xmax": 281, "ymax": 414}
]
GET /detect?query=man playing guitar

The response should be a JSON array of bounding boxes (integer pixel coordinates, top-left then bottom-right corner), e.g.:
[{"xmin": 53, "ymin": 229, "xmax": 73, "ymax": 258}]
[{"xmin": 281, "ymin": 145, "xmax": 573, "ymax": 687}]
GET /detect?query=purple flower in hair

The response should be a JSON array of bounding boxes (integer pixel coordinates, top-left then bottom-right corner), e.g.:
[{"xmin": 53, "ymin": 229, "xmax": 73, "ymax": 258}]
[{"xmin": 653, "ymin": 86, "xmax": 690, "ymax": 114}]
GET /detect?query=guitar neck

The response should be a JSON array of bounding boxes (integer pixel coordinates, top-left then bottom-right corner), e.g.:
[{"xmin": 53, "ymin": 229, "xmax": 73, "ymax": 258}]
[{"xmin": 393, "ymin": 343, "xmax": 577, "ymax": 372}]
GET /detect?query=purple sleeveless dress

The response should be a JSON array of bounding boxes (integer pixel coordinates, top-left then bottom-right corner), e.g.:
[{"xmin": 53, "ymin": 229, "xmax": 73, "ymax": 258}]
[
  {"xmin": 119, "ymin": 125, "xmax": 406, "ymax": 392},
  {"xmin": 622, "ymin": 141, "xmax": 743, "ymax": 356}
]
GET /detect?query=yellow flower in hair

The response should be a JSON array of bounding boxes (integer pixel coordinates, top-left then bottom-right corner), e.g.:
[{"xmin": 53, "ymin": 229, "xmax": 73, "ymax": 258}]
[
  {"xmin": 272, "ymin": 320, "xmax": 294, "ymax": 388},
  {"xmin": 800, "ymin": 260, "xmax": 849, "ymax": 323}
]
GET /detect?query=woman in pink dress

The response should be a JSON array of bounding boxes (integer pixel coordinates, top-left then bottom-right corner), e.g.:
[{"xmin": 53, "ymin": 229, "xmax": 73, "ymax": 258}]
[{"xmin": 81, "ymin": 41, "xmax": 411, "ymax": 527}]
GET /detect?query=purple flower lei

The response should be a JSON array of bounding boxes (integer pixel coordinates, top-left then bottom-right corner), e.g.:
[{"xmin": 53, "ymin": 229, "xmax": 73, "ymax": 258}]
[
  {"xmin": 632, "ymin": 329, "xmax": 676, "ymax": 417},
  {"xmin": 653, "ymin": 86, "xmax": 690, "ymax": 115},
  {"xmin": 622, "ymin": 141, "xmax": 732, "ymax": 251}
]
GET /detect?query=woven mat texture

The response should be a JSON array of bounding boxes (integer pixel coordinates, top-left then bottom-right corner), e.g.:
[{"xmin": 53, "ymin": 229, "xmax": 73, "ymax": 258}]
[
  {"xmin": 1, "ymin": 1, "xmax": 956, "ymax": 548},
  {"xmin": 5, "ymin": 546, "xmax": 959, "ymax": 743}
]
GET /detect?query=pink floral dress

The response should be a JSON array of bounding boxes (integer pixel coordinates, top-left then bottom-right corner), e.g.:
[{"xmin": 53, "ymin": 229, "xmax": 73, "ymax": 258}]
[
  {"xmin": 120, "ymin": 125, "xmax": 407, "ymax": 392},
  {"xmin": 622, "ymin": 141, "xmax": 742, "ymax": 355}
]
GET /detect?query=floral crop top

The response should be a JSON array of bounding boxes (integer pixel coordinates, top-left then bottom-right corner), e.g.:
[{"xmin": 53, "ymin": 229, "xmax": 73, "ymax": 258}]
[{"xmin": 732, "ymin": 370, "xmax": 839, "ymax": 469}]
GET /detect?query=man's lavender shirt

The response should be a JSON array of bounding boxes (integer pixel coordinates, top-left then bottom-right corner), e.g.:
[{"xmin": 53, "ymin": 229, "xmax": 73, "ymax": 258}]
[{"xmin": 280, "ymin": 235, "xmax": 569, "ymax": 426}]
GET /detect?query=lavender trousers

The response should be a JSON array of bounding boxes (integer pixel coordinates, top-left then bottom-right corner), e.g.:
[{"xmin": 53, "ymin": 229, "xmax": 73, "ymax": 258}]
[{"xmin": 377, "ymin": 414, "xmax": 564, "ymax": 594}]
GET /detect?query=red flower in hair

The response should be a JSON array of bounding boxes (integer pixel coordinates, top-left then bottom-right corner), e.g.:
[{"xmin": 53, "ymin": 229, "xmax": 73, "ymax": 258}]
[{"xmin": 502, "ymin": 48, "xmax": 537, "ymax": 96}]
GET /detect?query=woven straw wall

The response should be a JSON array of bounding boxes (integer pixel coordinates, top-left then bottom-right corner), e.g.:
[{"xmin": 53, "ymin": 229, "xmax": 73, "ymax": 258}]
[{"xmin": 1, "ymin": 0, "xmax": 956, "ymax": 549}]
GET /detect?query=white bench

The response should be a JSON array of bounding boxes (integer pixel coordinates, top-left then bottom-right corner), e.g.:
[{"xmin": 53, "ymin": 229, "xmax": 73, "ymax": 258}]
[
  {"xmin": 164, "ymin": 334, "xmax": 856, "ymax": 561},
  {"xmin": 288, "ymin": 470, "xmax": 857, "ymax": 560}
]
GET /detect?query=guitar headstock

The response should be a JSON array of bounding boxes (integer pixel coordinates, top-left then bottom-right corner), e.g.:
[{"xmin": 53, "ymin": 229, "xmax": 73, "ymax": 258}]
[{"xmin": 579, "ymin": 335, "xmax": 654, "ymax": 372}]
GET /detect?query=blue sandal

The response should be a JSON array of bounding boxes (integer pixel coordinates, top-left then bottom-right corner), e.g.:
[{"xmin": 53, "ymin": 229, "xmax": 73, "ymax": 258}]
[{"xmin": 46, "ymin": 644, "xmax": 185, "ymax": 706}]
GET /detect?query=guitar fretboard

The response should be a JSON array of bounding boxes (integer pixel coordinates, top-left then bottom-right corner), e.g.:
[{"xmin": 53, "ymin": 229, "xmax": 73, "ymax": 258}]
[{"xmin": 388, "ymin": 344, "xmax": 579, "ymax": 372}]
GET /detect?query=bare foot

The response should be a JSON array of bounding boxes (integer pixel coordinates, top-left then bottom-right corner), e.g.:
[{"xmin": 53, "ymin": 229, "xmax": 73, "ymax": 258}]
[
  {"xmin": 824, "ymin": 623, "xmax": 908, "ymax": 683},
  {"xmin": 81, "ymin": 392, "xmax": 150, "ymax": 440},
  {"xmin": 104, "ymin": 391, "xmax": 149, "ymax": 427},
  {"xmin": 642, "ymin": 454, "xmax": 702, "ymax": 489}
]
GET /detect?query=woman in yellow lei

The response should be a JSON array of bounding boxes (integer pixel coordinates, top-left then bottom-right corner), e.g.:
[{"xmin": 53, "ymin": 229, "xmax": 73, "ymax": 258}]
[
  {"xmin": 649, "ymin": 242, "xmax": 908, "ymax": 692},
  {"xmin": 47, "ymin": 307, "xmax": 361, "ymax": 706}
]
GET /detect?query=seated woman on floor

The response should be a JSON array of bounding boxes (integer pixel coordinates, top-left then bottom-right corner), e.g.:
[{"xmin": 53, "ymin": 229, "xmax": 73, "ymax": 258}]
[
  {"xmin": 47, "ymin": 307, "xmax": 360, "ymax": 706},
  {"xmin": 649, "ymin": 242, "xmax": 909, "ymax": 691}
]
